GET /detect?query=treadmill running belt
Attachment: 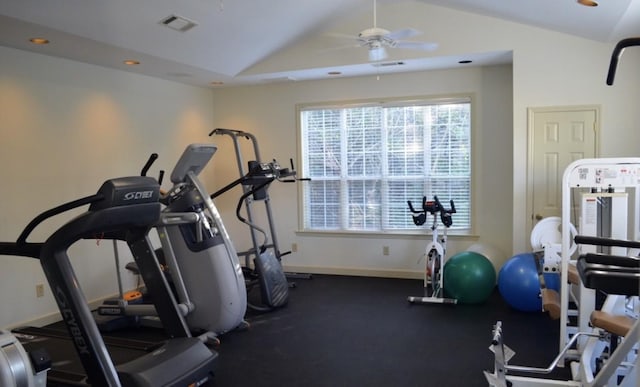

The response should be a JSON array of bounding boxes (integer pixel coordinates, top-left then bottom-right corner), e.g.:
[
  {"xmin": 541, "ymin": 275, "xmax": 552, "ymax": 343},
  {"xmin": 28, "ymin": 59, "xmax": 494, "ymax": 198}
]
[{"xmin": 13, "ymin": 329, "xmax": 155, "ymax": 386}]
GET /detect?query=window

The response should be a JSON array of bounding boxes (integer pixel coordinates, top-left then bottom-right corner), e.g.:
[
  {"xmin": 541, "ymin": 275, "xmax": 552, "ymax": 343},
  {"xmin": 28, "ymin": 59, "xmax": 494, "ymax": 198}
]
[{"xmin": 298, "ymin": 96, "xmax": 472, "ymax": 233}]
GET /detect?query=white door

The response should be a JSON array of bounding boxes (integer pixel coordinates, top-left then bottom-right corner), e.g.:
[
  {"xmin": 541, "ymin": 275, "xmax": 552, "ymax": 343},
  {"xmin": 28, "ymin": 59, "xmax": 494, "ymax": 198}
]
[{"xmin": 528, "ymin": 106, "xmax": 599, "ymax": 235}]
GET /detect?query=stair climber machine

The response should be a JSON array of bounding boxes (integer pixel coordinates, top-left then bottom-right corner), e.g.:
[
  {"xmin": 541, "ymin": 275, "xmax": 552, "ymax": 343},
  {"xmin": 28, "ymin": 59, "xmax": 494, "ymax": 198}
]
[
  {"xmin": 210, "ymin": 128, "xmax": 310, "ymax": 312},
  {"xmin": 96, "ymin": 144, "xmax": 249, "ymax": 343},
  {"xmin": 0, "ymin": 175, "xmax": 218, "ymax": 386}
]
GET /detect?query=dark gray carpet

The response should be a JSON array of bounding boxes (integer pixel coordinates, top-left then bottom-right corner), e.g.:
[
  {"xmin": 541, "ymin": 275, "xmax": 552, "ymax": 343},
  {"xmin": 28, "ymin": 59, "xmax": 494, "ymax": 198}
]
[
  {"xmin": 37, "ymin": 274, "xmax": 571, "ymax": 386},
  {"xmin": 210, "ymin": 274, "xmax": 570, "ymax": 387}
]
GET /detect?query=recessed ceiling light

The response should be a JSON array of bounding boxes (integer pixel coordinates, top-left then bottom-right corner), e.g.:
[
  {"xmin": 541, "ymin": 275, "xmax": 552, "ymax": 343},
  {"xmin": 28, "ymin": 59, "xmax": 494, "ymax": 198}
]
[
  {"xmin": 458, "ymin": 60, "xmax": 472, "ymax": 64},
  {"xmin": 29, "ymin": 38, "xmax": 49, "ymax": 45},
  {"xmin": 123, "ymin": 60, "xmax": 140, "ymax": 65},
  {"xmin": 577, "ymin": 0, "xmax": 598, "ymax": 6},
  {"xmin": 328, "ymin": 71, "xmax": 342, "ymax": 76}
]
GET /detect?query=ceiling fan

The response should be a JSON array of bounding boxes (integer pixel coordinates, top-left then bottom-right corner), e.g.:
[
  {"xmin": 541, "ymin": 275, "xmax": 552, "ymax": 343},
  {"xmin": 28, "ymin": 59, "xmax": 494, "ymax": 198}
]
[{"xmin": 334, "ymin": 0, "xmax": 438, "ymax": 61}]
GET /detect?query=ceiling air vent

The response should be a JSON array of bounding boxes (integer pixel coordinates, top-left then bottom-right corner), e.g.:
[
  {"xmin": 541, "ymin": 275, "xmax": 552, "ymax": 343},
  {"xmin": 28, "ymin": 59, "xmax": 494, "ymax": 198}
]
[{"xmin": 160, "ymin": 15, "xmax": 198, "ymax": 32}]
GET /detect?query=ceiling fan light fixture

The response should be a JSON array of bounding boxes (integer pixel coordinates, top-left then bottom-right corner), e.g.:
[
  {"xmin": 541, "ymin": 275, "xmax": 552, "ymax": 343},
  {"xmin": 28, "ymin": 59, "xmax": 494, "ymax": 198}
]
[
  {"xmin": 369, "ymin": 46, "xmax": 387, "ymax": 61},
  {"xmin": 328, "ymin": 0, "xmax": 437, "ymax": 63}
]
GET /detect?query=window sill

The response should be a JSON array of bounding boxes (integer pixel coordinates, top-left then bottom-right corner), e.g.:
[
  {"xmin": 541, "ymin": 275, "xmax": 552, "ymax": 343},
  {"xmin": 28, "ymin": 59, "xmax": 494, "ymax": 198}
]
[{"xmin": 294, "ymin": 229, "xmax": 480, "ymax": 240}]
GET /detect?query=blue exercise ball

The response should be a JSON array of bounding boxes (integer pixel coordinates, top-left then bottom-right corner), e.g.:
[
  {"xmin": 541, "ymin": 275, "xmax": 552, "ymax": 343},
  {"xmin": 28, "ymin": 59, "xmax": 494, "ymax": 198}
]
[
  {"xmin": 543, "ymin": 271, "xmax": 561, "ymax": 292},
  {"xmin": 498, "ymin": 253, "xmax": 560, "ymax": 312},
  {"xmin": 443, "ymin": 251, "xmax": 496, "ymax": 304}
]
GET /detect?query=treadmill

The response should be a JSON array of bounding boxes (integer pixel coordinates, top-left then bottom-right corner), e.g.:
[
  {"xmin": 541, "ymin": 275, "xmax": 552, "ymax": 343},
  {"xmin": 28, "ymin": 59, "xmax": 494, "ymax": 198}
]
[{"xmin": 0, "ymin": 175, "xmax": 218, "ymax": 386}]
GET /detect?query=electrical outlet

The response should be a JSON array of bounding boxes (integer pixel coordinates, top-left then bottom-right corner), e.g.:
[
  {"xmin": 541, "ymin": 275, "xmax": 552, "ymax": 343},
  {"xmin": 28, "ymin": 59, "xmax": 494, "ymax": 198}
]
[
  {"xmin": 291, "ymin": 243, "xmax": 298, "ymax": 252},
  {"xmin": 383, "ymin": 246, "xmax": 390, "ymax": 256},
  {"xmin": 36, "ymin": 284, "xmax": 45, "ymax": 298}
]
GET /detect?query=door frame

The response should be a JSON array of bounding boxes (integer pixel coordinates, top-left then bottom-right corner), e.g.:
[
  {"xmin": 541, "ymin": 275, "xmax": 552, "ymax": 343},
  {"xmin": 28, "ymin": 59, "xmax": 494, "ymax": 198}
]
[{"xmin": 526, "ymin": 105, "xmax": 600, "ymax": 239}]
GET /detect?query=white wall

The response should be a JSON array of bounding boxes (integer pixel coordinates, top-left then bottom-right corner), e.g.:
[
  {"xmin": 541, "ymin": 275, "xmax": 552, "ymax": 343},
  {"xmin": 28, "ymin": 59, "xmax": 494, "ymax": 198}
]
[
  {"xmin": 0, "ymin": 46, "xmax": 215, "ymax": 328},
  {"xmin": 250, "ymin": 1, "xmax": 640, "ymax": 254},
  {"xmin": 2, "ymin": 2, "xmax": 639, "ymax": 328},
  {"xmin": 210, "ymin": 65, "xmax": 513, "ymax": 278},
  {"xmin": 511, "ymin": 35, "xmax": 640, "ymax": 254}
]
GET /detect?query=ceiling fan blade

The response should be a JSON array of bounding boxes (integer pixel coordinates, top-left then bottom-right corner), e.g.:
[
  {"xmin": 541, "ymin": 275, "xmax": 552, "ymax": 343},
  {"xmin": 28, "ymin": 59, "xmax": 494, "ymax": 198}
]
[
  {"xmin": 384, "ymin": 28, "xmax": 422, "ymax": 41},
  {"xmin": 326, "ymin": 31, "xmax": 359, "ymax": 41},
  {"xmin": 393, "ymin": 41, "xmax": 439, "ymax": 51},
  {"xmin": 320, "ymin": 43, "xmax": 363, "ymax": 53}
]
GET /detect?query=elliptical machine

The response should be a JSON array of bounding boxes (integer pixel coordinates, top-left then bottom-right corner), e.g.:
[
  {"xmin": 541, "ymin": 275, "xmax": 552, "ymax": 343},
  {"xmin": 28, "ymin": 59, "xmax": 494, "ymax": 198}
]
[
  {"xmin": 158, "ymin": 144, "xmax": 248, "ymax": 335},
  {"xmin": 97, "ymin": 144, "xmax": 248, "ymax": 341}
]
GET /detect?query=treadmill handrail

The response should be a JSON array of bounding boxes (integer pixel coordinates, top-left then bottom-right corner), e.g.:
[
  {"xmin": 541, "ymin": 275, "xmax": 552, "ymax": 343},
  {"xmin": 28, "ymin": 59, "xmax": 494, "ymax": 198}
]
[
  {"xmin": 16, "ymin": 194, "xmax": 103, "ymax": 245},
  {"xmin": 0, "ymin": 176, "xmax": 202, "ymax": 386},
  {"xmin": 40, "ymin": 202, "xmax": 162, "ymax": 387}
]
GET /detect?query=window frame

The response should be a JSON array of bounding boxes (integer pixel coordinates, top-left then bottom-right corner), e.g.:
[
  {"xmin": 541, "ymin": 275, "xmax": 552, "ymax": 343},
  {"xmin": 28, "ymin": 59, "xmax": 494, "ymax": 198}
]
[{"xmin": 295, "ymin": 94, "xmax": 475, "ymax": 236}]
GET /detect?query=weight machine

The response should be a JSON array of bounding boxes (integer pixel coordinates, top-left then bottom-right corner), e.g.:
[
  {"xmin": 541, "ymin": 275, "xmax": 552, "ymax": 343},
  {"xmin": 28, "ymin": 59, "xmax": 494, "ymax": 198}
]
[
  {"xmin": 559, "ymin": 158, "xmax": 640, "ymax": 359},
  {"xmin": 485, "ymin": 235, "xmax": 639, "ymax": 387},
  {"xmin": 484, "ymin": 158, "xmax": 640, "ymax": 387}
]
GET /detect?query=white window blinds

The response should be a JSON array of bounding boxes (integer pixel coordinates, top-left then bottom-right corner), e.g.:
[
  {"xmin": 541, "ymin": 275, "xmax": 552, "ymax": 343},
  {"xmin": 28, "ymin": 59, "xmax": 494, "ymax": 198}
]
[{"xmin": 299, "ymin": 97, "xmax": 471, "ymax": 232}]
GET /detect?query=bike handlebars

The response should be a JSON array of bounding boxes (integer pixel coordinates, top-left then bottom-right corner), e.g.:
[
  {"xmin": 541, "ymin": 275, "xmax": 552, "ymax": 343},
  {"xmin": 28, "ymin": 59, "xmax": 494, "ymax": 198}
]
[
  {"xmin": 407, "ymin": 195, "xmax": 456, "ymax": 228},
  {"xmin": 433, "ymin": 196, "xmax": 455, "ymax": 228}
]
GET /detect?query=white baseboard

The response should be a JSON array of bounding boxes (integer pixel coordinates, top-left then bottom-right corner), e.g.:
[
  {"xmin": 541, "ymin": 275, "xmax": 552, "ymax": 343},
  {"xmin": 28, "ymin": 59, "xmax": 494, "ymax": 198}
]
[
  {"xmin": 8, "ymin": 269, "xmax": 418, "ymax": 329},
  {"xmin": 7, "ymin": 293, "xmax": 120, "ymax": 330}
]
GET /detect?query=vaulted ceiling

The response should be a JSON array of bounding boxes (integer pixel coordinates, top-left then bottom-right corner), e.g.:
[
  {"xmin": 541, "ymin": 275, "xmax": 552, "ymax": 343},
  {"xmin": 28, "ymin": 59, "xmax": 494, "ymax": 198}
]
[{"xmin": 1, "ymin": 0, "xmax": 638, "ymax": 87}]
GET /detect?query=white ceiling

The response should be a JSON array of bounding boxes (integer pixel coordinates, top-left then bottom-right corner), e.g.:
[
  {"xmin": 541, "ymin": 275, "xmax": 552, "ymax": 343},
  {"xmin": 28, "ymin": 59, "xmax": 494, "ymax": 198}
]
[{"xmin": 1, "ymin": 0, "xmax": 638, "ymax": 87}]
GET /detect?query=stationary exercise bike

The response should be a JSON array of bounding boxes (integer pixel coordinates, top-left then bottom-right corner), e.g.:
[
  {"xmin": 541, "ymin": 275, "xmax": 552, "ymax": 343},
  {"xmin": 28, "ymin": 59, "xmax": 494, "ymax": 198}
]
[{"xmin": 407, "ymin": 196, "xmax": 457, "ymax": 305}]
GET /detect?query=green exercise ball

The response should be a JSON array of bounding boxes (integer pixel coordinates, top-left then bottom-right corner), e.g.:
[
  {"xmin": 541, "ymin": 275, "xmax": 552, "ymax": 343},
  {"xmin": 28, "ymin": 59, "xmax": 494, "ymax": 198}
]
[{"xmin": 443, "ymin": 251, "xmax": 496, "ymax": 304}]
